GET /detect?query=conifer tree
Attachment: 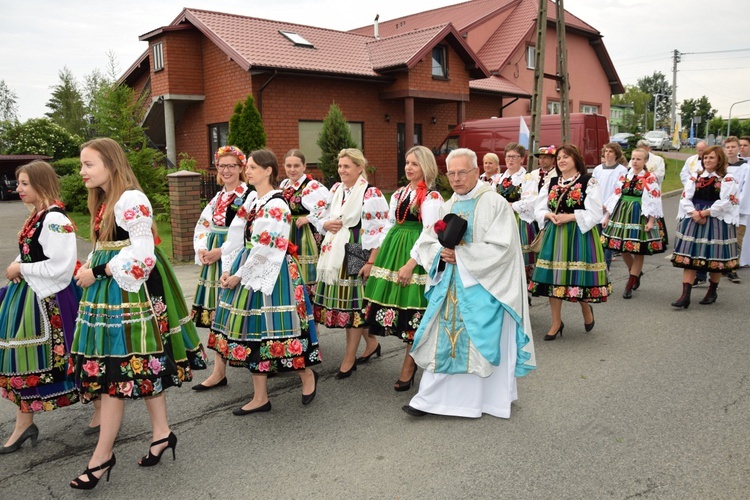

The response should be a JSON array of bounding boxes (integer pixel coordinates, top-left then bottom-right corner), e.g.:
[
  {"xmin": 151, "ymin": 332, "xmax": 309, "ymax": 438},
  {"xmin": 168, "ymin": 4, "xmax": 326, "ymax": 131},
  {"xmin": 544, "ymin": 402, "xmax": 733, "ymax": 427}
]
[{"xmin": 317, "ymin": 102, "xmax": 357, "ymax": 186}]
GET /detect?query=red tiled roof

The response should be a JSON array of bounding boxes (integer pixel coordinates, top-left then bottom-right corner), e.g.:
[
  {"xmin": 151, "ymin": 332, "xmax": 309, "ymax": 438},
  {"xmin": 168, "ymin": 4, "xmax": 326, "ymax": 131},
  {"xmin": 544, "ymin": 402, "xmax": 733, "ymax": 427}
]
[
  {"xmin": 470, "ymin": 76, "xmax": 530, "ymax": 97},
  {"xmin": 366, "ymin": 23, "xmax": 489, "ymax": 78},
  {"xmin": 367, "ymin": 24, "xmax": 451, "ymax": 71},
  {"xmin": 351, "ymin": 0, "xmax": 522, "ymax": 37},
  {"xmin": 173, "ymin": 9, "xmax": 380, "ymax": 77}
]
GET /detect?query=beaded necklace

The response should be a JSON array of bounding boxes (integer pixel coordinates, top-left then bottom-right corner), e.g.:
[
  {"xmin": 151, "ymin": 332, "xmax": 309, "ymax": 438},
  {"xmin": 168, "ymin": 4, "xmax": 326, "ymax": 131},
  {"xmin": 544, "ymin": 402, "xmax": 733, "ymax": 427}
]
[
  {"xmin": 396, "ymin": 186, "xmax": 417, "ymax": 224},
  {"xmin": 18, "ymin": 209, "xmax": 44, "ymax": 245},
  {"xmin": 558, "ymin": 173, "xmax": 580, "ymax": 188},
  {"xmin": 94, "ymin": 203, "xmax": 106, "ymax": 234}
]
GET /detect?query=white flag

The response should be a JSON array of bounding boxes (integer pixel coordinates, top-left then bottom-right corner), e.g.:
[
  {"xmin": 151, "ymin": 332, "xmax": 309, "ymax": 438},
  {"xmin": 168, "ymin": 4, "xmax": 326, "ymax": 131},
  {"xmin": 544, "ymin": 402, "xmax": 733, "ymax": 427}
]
[{"xmin": 519, "ymin": 116, "xmax": 530, "ymax": 149}]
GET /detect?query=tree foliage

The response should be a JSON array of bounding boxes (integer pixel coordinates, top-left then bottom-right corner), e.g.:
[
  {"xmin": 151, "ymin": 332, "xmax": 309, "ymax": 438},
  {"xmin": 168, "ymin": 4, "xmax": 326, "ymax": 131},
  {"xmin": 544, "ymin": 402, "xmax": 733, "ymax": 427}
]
[
  {"xmin": 226, "ymin": 94, "xmax": 266, "ymax": 154},
  {"xmin": 45, "ymin": 67, "xmax": 88, "ymax": 138},
  {"xmin": 0, "ymin": 80, "xmax": 18, "ymax": 122},
  {"xmin": 611, "ymin": 85, "xmax": 652, "ymax": 132},
  {"xmin": 1, "ymin": 118, "xmax": 81, "ymax": 159},
  {"xmin": 317, "ymin": 102, "xmax": 357, "ymax": 187},
  {"xmin": 637, "ymin": 71, "xmax": 672, "ymax": 128},
  {"xmin": 680, "ymin": 96, "xmax": 717, "ymax": 127}
]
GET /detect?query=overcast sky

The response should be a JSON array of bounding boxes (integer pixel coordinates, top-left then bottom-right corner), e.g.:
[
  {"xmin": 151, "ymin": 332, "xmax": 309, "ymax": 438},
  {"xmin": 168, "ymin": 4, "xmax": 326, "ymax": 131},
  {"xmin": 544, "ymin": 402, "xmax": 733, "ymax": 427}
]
[{"xmin": 1, "ymin": 0, "xmax": 748, "ymax": 123}]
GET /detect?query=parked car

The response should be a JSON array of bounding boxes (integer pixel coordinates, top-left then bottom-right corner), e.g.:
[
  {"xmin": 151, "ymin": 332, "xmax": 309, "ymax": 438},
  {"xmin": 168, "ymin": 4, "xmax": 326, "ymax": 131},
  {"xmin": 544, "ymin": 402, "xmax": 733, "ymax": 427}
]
[
  {"xmin": 611, "ymin": 132, "xmax": 634, "ymax": 148},
  {"xmin": 0, "ymin": 174, "xmax": 18, "ymax": 201},
  {"xmin": 644, "ymin": 130, "xmax": 670, "ymax": 151}
]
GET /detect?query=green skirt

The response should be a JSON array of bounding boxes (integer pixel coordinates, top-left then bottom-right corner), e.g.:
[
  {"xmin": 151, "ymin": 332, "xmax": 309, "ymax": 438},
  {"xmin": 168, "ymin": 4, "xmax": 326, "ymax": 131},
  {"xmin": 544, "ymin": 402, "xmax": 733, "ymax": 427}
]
[{"xmin": 363, "ymin": 220, "xmax": 427, "ymax": 343}]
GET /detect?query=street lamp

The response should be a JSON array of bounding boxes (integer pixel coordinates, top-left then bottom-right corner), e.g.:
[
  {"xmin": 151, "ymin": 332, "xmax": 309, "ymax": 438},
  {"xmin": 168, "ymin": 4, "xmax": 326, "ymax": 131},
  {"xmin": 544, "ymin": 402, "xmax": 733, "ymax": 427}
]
[{"xmin": 727, "ymin": 98, "xmax": 750, "ymax": 136}]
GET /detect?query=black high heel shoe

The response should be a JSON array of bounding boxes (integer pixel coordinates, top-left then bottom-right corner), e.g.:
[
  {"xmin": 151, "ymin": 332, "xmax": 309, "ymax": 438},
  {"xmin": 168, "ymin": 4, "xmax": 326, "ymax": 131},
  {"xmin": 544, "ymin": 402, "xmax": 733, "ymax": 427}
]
[
  {"xmin": 356, "ymin": 343, "xmax": 381, "ymax": 364},
  {"xmin": 0, "ymin": 423, "xmax": 39, "ymax": 454},
  {"xmin": 335, "ymin": 362, "xmax": 357, "ymax": 379},
  {"xmin": 301, "ymin": 370, "xmax": 319, "ymax": 405},
  {"xmin": 394, "ymin": 367, "xmax": 418, "ymax": 392},
  {"xmin": 138, "ymin": 432, "xmax": 177, "ymax": 467},
  {"xmin": 584, "ymin": 304, "xmax": 595, "ymax": 332},
  {"xmin": 70, "ymin": 454, "xmax": 116, "ymax": 490},
  {"xmin": 544, "ymin": 322, "xmax": 564, "ymax": 341}
]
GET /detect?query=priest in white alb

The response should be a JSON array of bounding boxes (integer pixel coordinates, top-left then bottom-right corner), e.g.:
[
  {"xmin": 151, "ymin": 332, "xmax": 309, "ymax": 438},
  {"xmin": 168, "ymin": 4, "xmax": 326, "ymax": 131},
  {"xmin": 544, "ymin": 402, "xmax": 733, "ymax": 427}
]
[{"xmin": 403, "ymin": 148, "xmax": 536, "ymax": 419}]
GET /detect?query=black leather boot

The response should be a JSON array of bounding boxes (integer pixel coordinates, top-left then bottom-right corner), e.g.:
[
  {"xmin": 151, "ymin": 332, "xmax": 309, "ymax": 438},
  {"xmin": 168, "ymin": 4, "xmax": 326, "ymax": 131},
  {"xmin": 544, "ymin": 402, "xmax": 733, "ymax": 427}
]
[
  {"xmin": 670, "ymin": 282, "xmax": 692, "ymax": 309},
  {"xmin": 699, "ymin": 281, "xmax": 718, "ymax": 305}
]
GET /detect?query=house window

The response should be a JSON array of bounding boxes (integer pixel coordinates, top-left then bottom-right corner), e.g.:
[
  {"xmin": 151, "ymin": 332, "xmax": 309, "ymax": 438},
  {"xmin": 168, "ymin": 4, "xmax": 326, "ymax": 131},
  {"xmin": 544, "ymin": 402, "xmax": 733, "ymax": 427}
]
[
  {"xmin": 152, "ymin": 42, "xmax": 164, "ymax": 72},
  {"xmin": 432, "ymin": 46, "xmax": 448, "ymax": 79},
  {"xmin": 299, "ymin": 121, "xmax": 363, "ymax": 164},
  {"xmin": 581, "ymin": 104, "xmax": 599, "ymax": 114},
  {"xmin": 547, "ymin": 101, "xmax": 561, "ymax": 115},
  {"xmin": 526, "ymin": 45, "xmax": 535, "ymax": 69},
  {"xmin": 208, "ymin": 122, "xmax": 229, "ymax": 168}
]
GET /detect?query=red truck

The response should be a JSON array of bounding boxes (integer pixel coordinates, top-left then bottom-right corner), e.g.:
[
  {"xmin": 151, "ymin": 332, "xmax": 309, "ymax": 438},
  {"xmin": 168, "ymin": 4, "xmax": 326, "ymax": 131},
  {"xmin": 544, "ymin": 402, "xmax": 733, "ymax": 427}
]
[{"xmin": 434, "ymin": 113, "xmax": 610, "ymax": 171}]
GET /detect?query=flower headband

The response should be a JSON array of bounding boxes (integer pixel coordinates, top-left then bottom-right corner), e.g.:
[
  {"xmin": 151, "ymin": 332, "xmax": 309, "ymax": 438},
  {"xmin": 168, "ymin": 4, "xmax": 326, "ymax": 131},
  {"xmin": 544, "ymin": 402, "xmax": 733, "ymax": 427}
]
[
  {"xmin": 534, "ymin": 145, "xmax": 557, "ymax": 157},
  {"xmin": 214, "ymin": 145, "xmax": 246, "ymax": 167}
]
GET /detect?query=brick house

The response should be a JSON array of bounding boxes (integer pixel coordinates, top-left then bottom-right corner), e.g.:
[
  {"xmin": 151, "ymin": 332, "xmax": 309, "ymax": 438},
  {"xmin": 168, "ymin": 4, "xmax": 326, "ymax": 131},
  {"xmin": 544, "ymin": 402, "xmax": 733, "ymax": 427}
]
[{"xmin": 122, "ymin": 0, "xmax": 622, "ymax": 189}]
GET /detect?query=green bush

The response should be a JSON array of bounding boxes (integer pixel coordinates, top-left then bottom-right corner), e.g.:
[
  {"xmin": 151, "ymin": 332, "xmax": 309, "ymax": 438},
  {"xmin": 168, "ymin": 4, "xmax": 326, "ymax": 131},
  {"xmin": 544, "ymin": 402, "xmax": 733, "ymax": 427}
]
[
  {"xmin": 2, "ymin": 118, "xmax": 81, "ymax": 159},
  {"xmin": 52, "ymin": 157, "xmax": 80, "ymax": 176},
  {"xmin": 317, "ymin": 102, "xmax": 357, "ymax": 187},
  {"xmin": 59, "ymin": 174, "xmax": 88, "ymax": 213}
]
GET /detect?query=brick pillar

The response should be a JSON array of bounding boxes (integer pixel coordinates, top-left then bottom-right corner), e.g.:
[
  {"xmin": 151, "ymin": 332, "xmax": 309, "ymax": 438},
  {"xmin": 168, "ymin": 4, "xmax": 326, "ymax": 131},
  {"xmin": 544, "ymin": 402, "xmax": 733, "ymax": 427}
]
[{"xmin": 167, "ymin": 170, "xmax": 202, "ymax": 262}]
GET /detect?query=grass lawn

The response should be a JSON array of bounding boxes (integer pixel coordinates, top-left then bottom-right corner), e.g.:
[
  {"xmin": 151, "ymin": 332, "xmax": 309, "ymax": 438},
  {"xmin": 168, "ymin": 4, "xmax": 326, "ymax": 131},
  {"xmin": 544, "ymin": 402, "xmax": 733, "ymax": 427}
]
[
  {"xmin": 662, "ymin": 158, "xmax": 685, "ymax": 194},
  {"xmin": 68, "ymin": 212, "xmax": 174, "ymax": 260}
]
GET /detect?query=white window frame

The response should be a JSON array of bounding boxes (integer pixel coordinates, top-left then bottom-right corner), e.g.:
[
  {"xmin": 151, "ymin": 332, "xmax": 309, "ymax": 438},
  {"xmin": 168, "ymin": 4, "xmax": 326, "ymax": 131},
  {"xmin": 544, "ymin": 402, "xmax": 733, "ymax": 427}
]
[
  {"xmin": 432, "ymin": 46, "xmax": 448, "ymax": 79},
  {"xmin": 581, "ymin": 104, "xmax": 599, "ymax": 114},
  {"xmin": 526, "ymin": 45, "xmax": 535, "ymax": 69},
  {"xmin": 547, "ymin": 101, "xmax": 561, "ymax": 115},
  {"xmin": 152, "ymin": 42, "xmax": 164, "ymax": 72}
]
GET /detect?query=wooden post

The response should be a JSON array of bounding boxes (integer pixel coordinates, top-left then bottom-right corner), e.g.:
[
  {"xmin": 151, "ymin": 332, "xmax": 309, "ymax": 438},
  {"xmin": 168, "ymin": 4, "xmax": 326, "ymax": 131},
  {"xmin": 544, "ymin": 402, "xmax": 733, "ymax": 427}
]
[{"xmin": 167, "ymin": 170, "xmax": 202, "ymax": 262}]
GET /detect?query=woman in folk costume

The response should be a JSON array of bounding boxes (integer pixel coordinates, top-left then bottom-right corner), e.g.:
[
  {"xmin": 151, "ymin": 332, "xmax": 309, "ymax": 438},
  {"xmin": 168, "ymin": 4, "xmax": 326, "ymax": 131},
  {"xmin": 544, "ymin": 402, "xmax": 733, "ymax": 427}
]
[
  {"xmin": 670, "ymin": 146, "xmax": 740, "ymax": 308},
  {"xmin": 479, "ymin": 152, "xmax": 502, "ymax": 186},
  {"xmin": 0, "ymin": 161, "xmax": 80, "ymax": 454},
  {"xmin": 210, "ymin": 149, "xmax": 320, "ymax": 415},
  {"xmin": 529, "ymin": 144, "xmax": 611, "ymax": 341},
  {"xmin": 312, "ymin": 148, "xmax": 390, "ymax": 379},
  {"xmin": 69, "ymin": 138, "xmax": 200, "ymax": 489},
  {"xmin": 279, "ymin": 149, "xmax": 329, "ymax": 294},
  {"xmin": 363, "ymin": 146, "xmax": 443, "ymax": 391},
  {"xmin": 403, "ymin": 148, "xmax": 535, "ymax": 419},
  {"xmin": 190, "ymin": 146, "xmax": 251, "ymax": 391},
  {"xmin": 496, "ymin": 142, "xmax": 537, "ymax": 279},
  {"xmin": 602, "ymin": 148, "xmax": 665, "ymax": 299}
]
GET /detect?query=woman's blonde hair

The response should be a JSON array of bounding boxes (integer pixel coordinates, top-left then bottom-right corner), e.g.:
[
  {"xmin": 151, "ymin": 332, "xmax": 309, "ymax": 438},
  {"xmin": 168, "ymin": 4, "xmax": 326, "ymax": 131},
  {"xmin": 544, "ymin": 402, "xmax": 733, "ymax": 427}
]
[
  {"xmin": 406, "ymin": 145, "xmax": 438, "ymax": 189},
  {"xmin": 483, "ymin": 152, "xmax": 500, "ymax": 166},
  {"xmin": 15, "ymin": 160, "xmax": 61, "ymax": 209},
  {"xmin": 81, "ymin": 138, "xmax": 157, "ymax": 242},
  {"xmin": 338, "ymin": 148, "xmax": 367, "ymax": 181}
]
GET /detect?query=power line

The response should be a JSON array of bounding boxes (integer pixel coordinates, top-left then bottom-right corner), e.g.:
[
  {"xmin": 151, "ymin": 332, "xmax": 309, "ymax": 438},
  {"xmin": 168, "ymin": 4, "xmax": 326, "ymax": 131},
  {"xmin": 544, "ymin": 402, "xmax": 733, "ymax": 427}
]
[
  {"xmin": 681, "ymin": 48, "xmax": 750, "ymax": 55},
  {"xmin": 680, "ymin": 67, "xmax": 750, "ymax": 72}
]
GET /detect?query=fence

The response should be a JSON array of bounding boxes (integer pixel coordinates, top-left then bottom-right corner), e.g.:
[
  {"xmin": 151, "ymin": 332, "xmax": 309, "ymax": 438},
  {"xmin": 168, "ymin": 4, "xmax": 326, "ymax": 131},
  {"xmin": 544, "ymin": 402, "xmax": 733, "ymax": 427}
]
[{"xmin": 200, "ymin": 171, "xmax": 221, "ymax": 202}]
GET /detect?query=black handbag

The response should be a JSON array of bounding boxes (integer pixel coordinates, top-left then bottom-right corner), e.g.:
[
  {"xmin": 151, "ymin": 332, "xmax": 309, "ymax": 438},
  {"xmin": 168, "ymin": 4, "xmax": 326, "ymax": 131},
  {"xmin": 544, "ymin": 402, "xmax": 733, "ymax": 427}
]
[{"xmin": 344, "ymin": 243, "xmax": 370, "ymax": 276}]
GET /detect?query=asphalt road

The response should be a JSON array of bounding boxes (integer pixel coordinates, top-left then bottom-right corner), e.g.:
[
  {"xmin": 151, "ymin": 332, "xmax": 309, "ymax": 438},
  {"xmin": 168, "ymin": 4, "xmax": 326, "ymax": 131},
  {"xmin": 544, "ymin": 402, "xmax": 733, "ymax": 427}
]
[{"xmin": 0, "ymin": 196, "xmax": 748, "ymax": 499}]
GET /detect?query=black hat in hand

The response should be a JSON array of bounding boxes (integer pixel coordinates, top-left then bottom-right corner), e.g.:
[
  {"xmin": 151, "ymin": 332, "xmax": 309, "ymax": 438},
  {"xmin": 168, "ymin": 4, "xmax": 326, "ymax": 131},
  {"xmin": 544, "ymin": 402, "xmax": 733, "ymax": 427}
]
[{"xmin": 435, "ymin": 213, "xmax": 467, "ymax": 249}]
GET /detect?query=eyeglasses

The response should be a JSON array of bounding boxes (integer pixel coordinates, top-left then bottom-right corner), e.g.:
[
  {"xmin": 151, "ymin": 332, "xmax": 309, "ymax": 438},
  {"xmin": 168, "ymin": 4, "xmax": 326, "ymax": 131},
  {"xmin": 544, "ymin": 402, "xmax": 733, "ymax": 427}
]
[
  {"xmin": 505, "ymin": 155, "xmax": 521, "ymax": 160},
  {"xmin": 446, "ymin": 167, "xmax": 477, "ymax": 179},
  {"xmin": 217, "ymin": 163, "xmax": 240, "ymax": 170}
]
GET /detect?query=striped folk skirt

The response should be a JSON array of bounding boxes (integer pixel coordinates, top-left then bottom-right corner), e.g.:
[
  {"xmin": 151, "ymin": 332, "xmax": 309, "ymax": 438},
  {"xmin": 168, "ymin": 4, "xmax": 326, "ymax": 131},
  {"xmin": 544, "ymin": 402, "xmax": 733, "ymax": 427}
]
[
  {"xmin": 529, "ymin": 221, "xmax": 612, "ymax": 302},
  {"xmin": 671, "ymin": 212, "xmax": 739, "ymax": 272},
  {"xmin": 209, "ymin": 249, "xmax": 321, "ymax": 373},
  {"xmin": 312, "ymin": 227, "xmax": 367, "ymax": 329},
  {"xmin": 363, "ymin": 221, "xmax": 427, "ymax": 343},
  {"xmin": 70, "ymin": 242, "xmax": 202, "ymax": 401},
  {"xmin": 192, "ymin": 226, "xmax": 228, "ymax": 328},
  {"xmin": 516, "ymin": 213, "xmax": 539, "ymax": 276},
  {"xmin": 0, "ymin": 281, "xmax": 80, "ymax": 412},
  {"xmin": 602, "ymin": 195, "xmax": 665, "ymax": 255},
  {"xmin": 290, "ymin": 215, "xmax": 323, "ymax": 289}
]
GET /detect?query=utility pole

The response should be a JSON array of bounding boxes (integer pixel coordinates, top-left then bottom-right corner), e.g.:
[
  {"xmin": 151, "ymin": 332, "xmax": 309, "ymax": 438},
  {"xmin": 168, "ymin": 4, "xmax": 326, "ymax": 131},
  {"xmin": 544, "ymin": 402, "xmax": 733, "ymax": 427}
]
[
  {"xmin": 528, "ymin": 0, "xmax": 568, "ymax": 171},
  {"xmin": 670, "ymin": 49, "xmax": 681, "ymax": 134}
]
